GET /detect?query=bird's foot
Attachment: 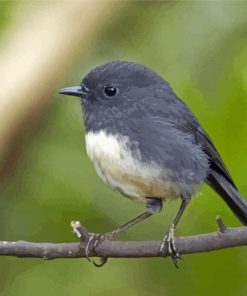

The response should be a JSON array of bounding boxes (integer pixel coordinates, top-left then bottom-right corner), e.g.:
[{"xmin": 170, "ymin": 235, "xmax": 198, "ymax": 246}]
[
  {"xmin": 159, "ymin": 224, "xmax": 182, "ymax": 268},
  {"xmin": 85, "ymin": 232, "xmax": 114, "ymax": 267},
  {"xmin": 85, "ymin": 232, "xmax": 100, "ymax": 260}
]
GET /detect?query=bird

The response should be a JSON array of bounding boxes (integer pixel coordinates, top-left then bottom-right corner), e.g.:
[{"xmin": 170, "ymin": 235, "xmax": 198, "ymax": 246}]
[{"xmin": 59, "ymin": 61, "xmax": 247, "ymax": 266}]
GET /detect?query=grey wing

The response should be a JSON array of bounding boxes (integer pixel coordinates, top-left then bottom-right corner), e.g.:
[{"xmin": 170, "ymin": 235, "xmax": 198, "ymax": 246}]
[
  {"xmin": 182, "ymin": 116, "xmax": 237, "ymax": 189},
  {"xmin": 176, "ymin": 103, "xmax": 247, "ymax": 224},
  {"xmin": 128, "ymin": 117, "xmax": 209, "ymax": 193},
  {"xmin": 142, "ymin": 87, "xmax": 235, "ymax": 189},
  {"xmin": 147, "ymin": 91, "xmax": 236, "ymax": 189}
]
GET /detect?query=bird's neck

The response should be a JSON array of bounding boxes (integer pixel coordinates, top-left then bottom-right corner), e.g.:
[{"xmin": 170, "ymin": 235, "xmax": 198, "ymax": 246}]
[{"xmin": 83, "ymin": 105, "xmax": 130, "ymax": 136}]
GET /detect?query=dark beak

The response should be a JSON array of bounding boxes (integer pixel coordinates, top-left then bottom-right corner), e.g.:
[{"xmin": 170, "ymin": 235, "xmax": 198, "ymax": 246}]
[{"xmin": 59, "ymin": 86, "xmax": 87, "ymax": 97}]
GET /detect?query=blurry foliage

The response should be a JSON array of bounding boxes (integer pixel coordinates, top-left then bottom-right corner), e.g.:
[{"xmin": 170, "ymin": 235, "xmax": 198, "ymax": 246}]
[{"xmin": 1, "ymin": 1, "xmax": 247, "ymax": 296}]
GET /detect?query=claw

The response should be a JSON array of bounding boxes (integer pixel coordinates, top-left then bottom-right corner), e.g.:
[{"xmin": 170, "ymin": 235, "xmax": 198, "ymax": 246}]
[
  {"xmin": 159, "ymin": 224, "xmax": 182, "ymax": 268},
  {"xmin": 93, "ymin": 257, "xmax": 108, "ymax": 267},
  {"xmin": 84, "ymin": 232, "xmax": 114, "ymax": 266},
  {"xmin": 85, "ymin": 233, "xmax": 100, "ymax": 261}
]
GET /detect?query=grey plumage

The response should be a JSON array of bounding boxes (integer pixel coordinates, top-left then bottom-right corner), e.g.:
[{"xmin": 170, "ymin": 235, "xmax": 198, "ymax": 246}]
[{"xmin": 60, "ymin": 60, "xmax": 247, "ymax": 228}]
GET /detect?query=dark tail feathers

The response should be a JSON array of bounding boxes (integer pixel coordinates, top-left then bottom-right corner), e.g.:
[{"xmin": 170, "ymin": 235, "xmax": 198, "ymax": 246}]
[{"xmin": 207, "ymin": 170, "xmax": 247, "ymax": 225}]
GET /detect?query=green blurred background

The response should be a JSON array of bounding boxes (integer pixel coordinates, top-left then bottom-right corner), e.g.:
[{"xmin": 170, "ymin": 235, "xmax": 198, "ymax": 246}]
[{"xmin": 0, "ymin": 1, "xmax": 247, "ymax": 295}]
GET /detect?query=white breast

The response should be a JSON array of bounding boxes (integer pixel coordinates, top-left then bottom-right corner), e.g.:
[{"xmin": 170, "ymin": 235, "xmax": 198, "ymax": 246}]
[
  {"xmin": 85, "ymin": 130, "xmax": 180, "ymax": 202},
  {"xmin": 85, "ymin": 130, "xmax": 124, "ymax": 165}
]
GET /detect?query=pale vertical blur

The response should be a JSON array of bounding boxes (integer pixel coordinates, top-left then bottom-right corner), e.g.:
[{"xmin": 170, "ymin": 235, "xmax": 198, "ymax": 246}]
[{"xmin": 0, "ymin": 1, "xmax": 124, "ymax": 167}]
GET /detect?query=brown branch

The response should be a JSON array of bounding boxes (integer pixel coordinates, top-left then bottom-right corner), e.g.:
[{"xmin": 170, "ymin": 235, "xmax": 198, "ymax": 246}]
[{"xmin": 0, "ymin": 219, "xmax": 247, "ymax": 261}]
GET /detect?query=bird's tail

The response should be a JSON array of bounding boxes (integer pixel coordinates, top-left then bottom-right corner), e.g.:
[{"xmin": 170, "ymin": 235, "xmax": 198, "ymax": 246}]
[{"xmin": 207, "ymin": 170, "xmax": 247, "ymax": 225}]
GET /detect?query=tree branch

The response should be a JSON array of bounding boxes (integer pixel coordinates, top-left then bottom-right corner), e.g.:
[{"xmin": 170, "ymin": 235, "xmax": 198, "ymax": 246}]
[{"xmin": 0, "ymin": 219, "xmax": 247, "ymax": 261}]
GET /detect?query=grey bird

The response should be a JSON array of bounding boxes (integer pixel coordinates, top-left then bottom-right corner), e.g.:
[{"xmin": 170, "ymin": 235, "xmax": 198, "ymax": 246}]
[{"xmin": 59, "ymin": 61, "xmax": 247, "ymax": 266}]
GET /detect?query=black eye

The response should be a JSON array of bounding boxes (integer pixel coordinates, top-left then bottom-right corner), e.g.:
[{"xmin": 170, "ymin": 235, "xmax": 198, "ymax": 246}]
[{"xmin": 104, "ymin": 86, "xmax": 117, "ymax": 97}]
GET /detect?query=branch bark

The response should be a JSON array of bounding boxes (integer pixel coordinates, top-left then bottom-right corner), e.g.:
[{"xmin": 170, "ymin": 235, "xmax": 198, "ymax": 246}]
[{"xmin": 0, "ymin": 222, "xmax": 247, "ymax": 261}]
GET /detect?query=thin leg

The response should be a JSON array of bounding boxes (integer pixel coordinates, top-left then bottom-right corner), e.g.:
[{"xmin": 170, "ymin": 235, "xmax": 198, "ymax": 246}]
[
  {"xmin": 172, "ymin": 198, "xmax": 189, "ymax": 228},
  {"xmin": 85, "ymin": 198, "xmax": 162, "ymax": 261},
  {"xmin": 160, "ymin": 197, "xmax": 189, "ymax": 268},
  {"xmin": 103, "ymin": 211, "xmax": 152, "ymax": 237},
  {"xmin": 104, "ymin": 198, "xmax": 163, "ymax": 237}
]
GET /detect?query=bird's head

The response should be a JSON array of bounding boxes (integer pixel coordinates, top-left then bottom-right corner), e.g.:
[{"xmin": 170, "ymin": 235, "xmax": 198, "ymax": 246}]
[{"xmin": 59, "ymin": 61, "xmax": 171, "ymax": 110}]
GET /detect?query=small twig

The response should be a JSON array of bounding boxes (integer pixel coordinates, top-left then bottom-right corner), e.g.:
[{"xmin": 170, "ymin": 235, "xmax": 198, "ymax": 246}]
[
  {"xmin": 216, "ymin": 215, "xmax": 227, "ymax": 233},
  {"xmin": 71, "ymin": 221, "xmax": 108, "ymax": 266},
  {"xmin": 71, "ymin": 221, "xmax": 89, "ymax": 243},
  {"xmin": 71, "ymin": 220, "xmax": 93, "ymax": 262}
]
